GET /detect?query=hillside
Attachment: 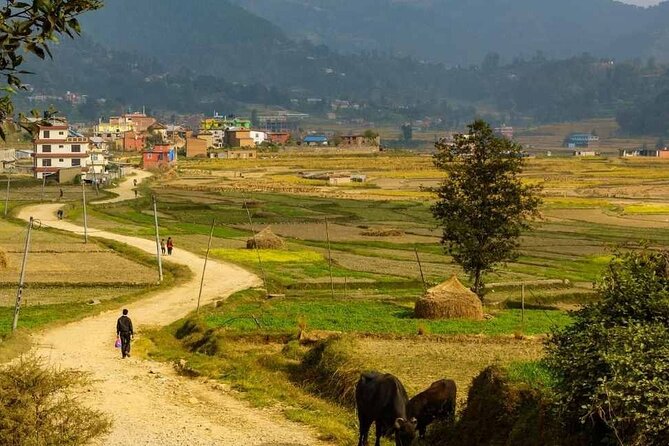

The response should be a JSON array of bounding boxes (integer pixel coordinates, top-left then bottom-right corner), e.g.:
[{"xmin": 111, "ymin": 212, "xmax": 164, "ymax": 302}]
[
  {"xmin": 233, "ymin": 0, "xmax": 669, "ymax": 64},
  {"xmin": 12, "ymin": 0, "xmax": 668, "ymax": 129}
]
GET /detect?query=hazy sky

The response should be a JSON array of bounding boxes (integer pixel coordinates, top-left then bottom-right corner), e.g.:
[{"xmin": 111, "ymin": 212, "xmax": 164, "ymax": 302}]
[{"xmin": 621, "ymin": 0, "xmax": 663, "ymax": 6}]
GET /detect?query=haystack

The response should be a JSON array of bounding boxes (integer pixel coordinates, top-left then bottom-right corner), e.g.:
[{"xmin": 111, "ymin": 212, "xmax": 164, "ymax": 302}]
[
  {"xmin": 246, "ymin": 226, "xmax": 285, "ymax": 250},
  {"xmin": 415, "ymin": 275, "xmax": 483, "ymax": 320}
]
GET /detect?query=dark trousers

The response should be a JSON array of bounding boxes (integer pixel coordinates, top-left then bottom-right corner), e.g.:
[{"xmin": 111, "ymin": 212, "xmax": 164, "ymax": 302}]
[{"xmin": 120, "ymin": 332, "xmax": 132, "ymax": 358}]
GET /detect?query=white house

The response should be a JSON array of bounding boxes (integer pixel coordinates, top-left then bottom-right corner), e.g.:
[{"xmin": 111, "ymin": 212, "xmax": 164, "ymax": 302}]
[
  {"xmin": 250, "ymin": 130, "xmax": 267, "ymax": 145},
  {"xmin": 32, "ymin": 121, "xmax": 91, "ymax": 179}
]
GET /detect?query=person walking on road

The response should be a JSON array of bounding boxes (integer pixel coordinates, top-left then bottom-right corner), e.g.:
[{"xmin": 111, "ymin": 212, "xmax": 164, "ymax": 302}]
[
  {"xmin": 160, "ymin": 238, "xmax": 166, "ymax": 255},
  {"xmin": 166, "ymin": 237, "xmax": 174, "ymax": 256},
  {"xmin": 116, "ymin": 309, "xmax": 134, "ymax": 359}
]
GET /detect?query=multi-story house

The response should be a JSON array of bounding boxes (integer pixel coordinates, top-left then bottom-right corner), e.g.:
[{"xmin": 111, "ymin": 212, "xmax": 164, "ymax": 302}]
[
  {"xmin": 94, "ymin": 112, "xmax": 158, "ymax": 144},
  {"xmin": 32, "ymin": 122, "xmax": 92, "ymax": 180}
]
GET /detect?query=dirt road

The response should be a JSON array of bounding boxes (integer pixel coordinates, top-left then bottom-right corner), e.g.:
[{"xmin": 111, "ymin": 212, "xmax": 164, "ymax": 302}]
[
  {"xmin": 95, "ymin": 168, "xmax": 152, "ymax": 204},
  {"xmin": 15, "ymin": 178, "xmax": 327, "ymax": 445}
]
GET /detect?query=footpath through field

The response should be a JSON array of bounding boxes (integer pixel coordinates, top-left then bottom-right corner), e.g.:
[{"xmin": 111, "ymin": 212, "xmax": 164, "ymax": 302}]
[{"xmin": 16, "ymin": 171, "xmax": 326, "ymax": 446}]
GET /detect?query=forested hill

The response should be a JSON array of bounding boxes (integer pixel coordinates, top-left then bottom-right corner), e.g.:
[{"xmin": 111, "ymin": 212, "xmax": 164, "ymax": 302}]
[
  {"xmin": 15, "ymin": 0, "xmax": 669, "ymax": 133},
  {"xmin": 80, "ymin": 0, "xmax": 288, "ymax": 72},
  {"xmin": 232, "ymin": 0, "xmax": 669, "ymax": 65}
]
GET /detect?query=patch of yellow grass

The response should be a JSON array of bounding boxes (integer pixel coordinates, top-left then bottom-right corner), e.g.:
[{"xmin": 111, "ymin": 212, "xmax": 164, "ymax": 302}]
[
  {"xmin": 210, "ymin": 248, "xmax": 324, "ymax": 263},
  {"xmin": 543, "ymin": 197, "xmax": 613, "ymax": 209},
  {"xmin": 623, "ymin": 204, "xmax": 669, "ymax": 215}
]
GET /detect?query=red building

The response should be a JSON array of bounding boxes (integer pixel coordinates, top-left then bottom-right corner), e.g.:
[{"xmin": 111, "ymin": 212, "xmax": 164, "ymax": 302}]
[
  {"xmin": 267, "ymin": 132, "xmax": 291, "ymax": 145},
  {"xmin": 123, "ymin": 131, "xmax": 146, "ymax": 152},
  {"xmin": 142, "ymin": 145, "xmax": 176, "ymax": 170}
]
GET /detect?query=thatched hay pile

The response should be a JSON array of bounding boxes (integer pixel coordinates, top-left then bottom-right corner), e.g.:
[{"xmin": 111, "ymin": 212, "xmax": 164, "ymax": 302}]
[
  {"xmin": 246, "ymin": 226, "xmax": 285, "ymax": 250},
  {"xmin": 415, "ymin": 275, "xmax": 483, "ymax": 320},
  {"xmin": 0, "ymin": 248, "xmax": 8, "ymax": 269}
]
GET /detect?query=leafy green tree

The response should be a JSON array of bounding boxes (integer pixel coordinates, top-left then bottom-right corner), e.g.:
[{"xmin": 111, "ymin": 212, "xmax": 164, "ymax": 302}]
[
  {"xmin": 546, "ymin": 250, "xmax": 669, "ymax": 446},
  {"xmin": 0, "ymin": 0, "xmax": 101, "ymax": 135},
  {"xmin": 431, "ymin": 120, "xmax": 541, "ymax": 298}
]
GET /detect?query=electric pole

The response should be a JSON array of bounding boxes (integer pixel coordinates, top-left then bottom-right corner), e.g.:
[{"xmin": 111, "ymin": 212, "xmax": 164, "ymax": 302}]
[
  {"xmin": 82, "ymin": 178, "xmax": 88, "ymax": 243},
  {"xmin": 152, "ymin": 194, "xmax": 163, "ymax": 282},
  {"xmin": 13, "ymin": 217, "xmax": 35, "ymax": 331}
]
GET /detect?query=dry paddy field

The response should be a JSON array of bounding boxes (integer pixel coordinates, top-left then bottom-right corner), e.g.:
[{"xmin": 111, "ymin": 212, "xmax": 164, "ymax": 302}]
[
  {"xmin": 0, "ymin": 217, "xmax": 156, "ymax": 315},
  {"xmin": 357, "ymin": 337, "xmax": 545, "ymax": 407}
]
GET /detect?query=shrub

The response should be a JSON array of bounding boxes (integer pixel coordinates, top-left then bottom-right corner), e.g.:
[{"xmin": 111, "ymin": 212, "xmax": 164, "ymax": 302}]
[
  {"xmin": 295, "ymin": 336, "xmax": 363, "ymax": 408},
  {"xmin": 0, "ymin": 355, "xmax": 111, "ymax": 445},
  {"xmin": 546, "ymin": 250, "xmax": 669, "ymax": 446},
  {"xmin": 428, "ymin": 366, "xmax": 563, "ymax": 446}
]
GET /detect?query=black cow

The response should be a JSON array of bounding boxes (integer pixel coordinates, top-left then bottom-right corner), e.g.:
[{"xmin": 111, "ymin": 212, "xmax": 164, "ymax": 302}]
[
  {"xmin": 407, "ymin": 379, "xmax": 457, "ymax": 439},
  {"xmin": 356, "ymin": 372, "xmax": 417, "ymax": 446}
]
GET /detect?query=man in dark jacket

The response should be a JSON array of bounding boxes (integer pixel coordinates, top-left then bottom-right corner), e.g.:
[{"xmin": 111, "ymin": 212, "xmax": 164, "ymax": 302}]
[{"xmin": 116, "ymin": 309, "xmax": 134, "ymax": 359}]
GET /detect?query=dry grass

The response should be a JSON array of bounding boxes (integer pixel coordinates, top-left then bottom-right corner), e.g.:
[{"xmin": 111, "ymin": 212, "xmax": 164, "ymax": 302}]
[
  {"xmin": 246, "ymin": 227, "xmax": 285, "ymax": 250},
  {"xmin": 356, "ymin": 337, "xmax": 544, "ymax": 407},
  {"xmin": 415, "ymin": 276, "xmax": 484, "ymax": 320},
  {"xmin": 0, "ymin": 286, "xmax": 140, "ymax": 307},
  {"xmin": 360, "ymin": 228, "xmax": 405, "ymax": 237},
  {"xmin": 0, "ymin": 252, "xmax": 157, "ymax": 285}
]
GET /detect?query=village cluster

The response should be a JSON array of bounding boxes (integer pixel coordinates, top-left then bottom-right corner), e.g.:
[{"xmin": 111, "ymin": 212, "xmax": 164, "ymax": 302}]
[{"xmin": 2, "ymin": 111, "xmax": 383, "ymax": 184}]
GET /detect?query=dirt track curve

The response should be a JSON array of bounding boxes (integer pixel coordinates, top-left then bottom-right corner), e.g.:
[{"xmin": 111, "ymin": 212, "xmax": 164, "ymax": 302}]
[{"xmin": 16, "ymin": 171, "xmax": 327, "ymax": 446}]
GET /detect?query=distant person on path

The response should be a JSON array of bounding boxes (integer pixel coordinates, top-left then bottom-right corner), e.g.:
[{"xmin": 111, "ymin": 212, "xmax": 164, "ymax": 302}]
[
  {"xmin": 166, "ymin": 237, "xmax": 174, "ymax": 256},
  {"xmin": 57, "ymin": 209, "xmax": 63, "ymax": 220},
  {"xmin": 59, "ymin": 188, "xmax": 63, "ymax": 200},
  {"xmin": 116, "ymin": 309, "xmax": 134, "ymax": 359},
  {"xmin": 134, "ymin": 189, "xmax": 138, "ymax": 198},
  {"xmin": 160, "ymin": 238, "xmax": 166, "ymax": 255},
  {"xmin": 133, "ymin": 179, "xmax": 137, "ymax": 187}
]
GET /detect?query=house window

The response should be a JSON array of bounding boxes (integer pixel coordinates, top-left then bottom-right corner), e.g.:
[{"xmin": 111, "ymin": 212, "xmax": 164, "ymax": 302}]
[
  {"xmin": 42, "ymin": 145, "xmax": 52, "ymax": 153},
  {"xmin": 72, "ymin": 159, "xmax": 81, "ymax": 167},
  {"xmin": 59, "ymin": 159, "xmax": 64, "ymax": 163},
  {"xmin": 72, "ymin": 145, "xmax": 81, "ymax": 153},
  {"xmin": 59, "ymin": 131, "xmax": 64, "ymax": 136},
  {"xmin": 42, "ymin": 159, "xmax": 51, "ymax": 167},
  {"xmin": 43, "ymin": 130, "xmax": 50, "ymax": 138},
  {"xmin": 59, "ymin": 145, "xmax": 64, "ymax": 149}
]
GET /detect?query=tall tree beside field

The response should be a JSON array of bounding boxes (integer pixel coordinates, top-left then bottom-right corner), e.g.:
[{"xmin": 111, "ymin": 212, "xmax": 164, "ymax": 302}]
[
  {"xmin": 0, "ymin": 0, "xmax": 101, "ymax": 135},
  {"xmin": 431, "ymin": 120, "xmax": 541, "ymax": 299}
]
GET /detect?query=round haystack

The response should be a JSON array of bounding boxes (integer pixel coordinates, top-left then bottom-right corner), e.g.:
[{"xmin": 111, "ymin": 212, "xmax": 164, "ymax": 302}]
[
  {"xmin": 415, "ymin": 275, "xmax": 484, "ymax": 320},
  {"xmin": 246, "ymin": 226, "xmax": 285, "ymax": 250}
]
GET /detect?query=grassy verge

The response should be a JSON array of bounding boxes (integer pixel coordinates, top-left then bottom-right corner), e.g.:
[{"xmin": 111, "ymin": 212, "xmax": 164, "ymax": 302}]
[{"xmin": 139, "ymin": 321, "xmax": 358, "ymax": 445}]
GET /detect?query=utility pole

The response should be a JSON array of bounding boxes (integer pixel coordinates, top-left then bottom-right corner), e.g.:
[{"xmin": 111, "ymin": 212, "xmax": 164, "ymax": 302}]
[
  {"xmin": 244, "ymin": 201, "xmax": 267, "ymax": 295},
  {"xmin": 325, "ymin": 217, "xmax": 335, "ymax": 299},
  {"xmin": 152, "ymin": 194, "xmax": 163, "ymax": 282},
  {"xmin": 4, "ymin": 169, "xmax": 11, "ymax": 217},
  {"xmin": 197, "ymin": 219, "xmax": 216, "ymax": 313},
  {"xmin": 414, "ymin": 248, "xmax": 427, "ymax": 291},
  {"xmin": 40, "ymin": 174, "xmax": 46, "ymax": 202},
  {"xmin": 13, "ymin": 217, "xmax": 34, "ymax": 331},
  {"xmin": 81, "ymin": 178, "xmax": 88, "ymax": 243}
]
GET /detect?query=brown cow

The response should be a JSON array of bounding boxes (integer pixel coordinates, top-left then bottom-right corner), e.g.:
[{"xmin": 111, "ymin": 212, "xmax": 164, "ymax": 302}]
[{"xmin": 407, "ymin": 379, "xmax": 457, "ymax": 438}]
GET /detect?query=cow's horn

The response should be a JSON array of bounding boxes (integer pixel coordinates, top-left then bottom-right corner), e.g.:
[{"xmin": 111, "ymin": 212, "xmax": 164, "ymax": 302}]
[{"xmin": 394, "ymin": 418, "xmax": 405, "ymax": 429}]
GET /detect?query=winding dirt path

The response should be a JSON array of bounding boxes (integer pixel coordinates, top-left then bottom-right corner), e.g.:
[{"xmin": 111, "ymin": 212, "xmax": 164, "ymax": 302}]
[{"xmin": 15, "ymin": 172, "xmax": 326, "ymax": 445}]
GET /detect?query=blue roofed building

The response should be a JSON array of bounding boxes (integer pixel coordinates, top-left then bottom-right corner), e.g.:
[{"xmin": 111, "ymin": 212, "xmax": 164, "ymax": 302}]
[
  {"xmin": 303, "ymin": 135, "xmax": 329, "ymax": 146},
  {"xmin": 564, "ymin": 133, "xmax": 600, "ymax": 149}
]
